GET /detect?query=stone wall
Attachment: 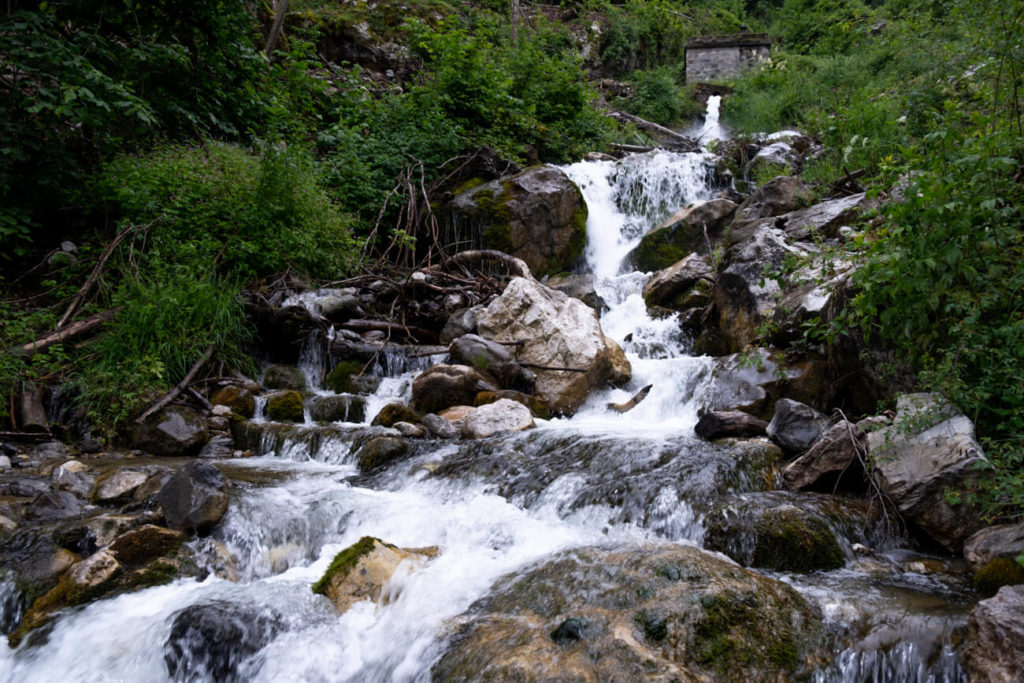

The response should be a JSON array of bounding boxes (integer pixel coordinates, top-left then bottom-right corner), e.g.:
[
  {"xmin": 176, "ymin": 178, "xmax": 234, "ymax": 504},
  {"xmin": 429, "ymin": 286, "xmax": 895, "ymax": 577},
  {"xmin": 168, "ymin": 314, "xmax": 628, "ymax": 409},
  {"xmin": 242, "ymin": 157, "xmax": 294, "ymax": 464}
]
[{"xmin": 685, "ymin": 34, "xmax": 770, "ymax": 83}]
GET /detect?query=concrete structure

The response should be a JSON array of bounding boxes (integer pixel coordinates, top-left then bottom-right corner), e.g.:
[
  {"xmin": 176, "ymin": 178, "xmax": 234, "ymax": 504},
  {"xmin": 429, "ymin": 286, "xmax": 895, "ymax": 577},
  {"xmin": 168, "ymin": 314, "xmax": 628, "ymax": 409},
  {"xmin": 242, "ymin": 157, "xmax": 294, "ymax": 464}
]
[{"xmin": 685, "ymin": 33, "xmax": 771, "ymax": 83}]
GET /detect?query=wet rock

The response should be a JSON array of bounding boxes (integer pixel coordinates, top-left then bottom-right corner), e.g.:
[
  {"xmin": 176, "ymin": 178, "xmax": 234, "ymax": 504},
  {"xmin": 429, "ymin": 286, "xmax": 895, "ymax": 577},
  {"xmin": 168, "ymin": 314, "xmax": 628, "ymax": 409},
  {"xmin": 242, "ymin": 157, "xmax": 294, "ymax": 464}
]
[
  {"xmin": 449, "ymin": 334, "xmax": 536, "ymax": 394},
  {"xmin": 198, "ymin": 435, "xmax": 235, "ymax": 459},
  {"xmin": 24, "ymin": 489, "xmax": 86, "ymax": 522},
  {"xmin": 782, "ymin": 192, "xmax": 874, "ymax": 241},
  {"xmin": 642, "ymin": 253, "xmax": 715, "ymax": 311},
  {"xmin": 476, "ymin": 277, "xmax": 628, "ymax": 415},
  {"xmin": 768, "ymin": 265, "xmax": 854, "ymax": 345},
  {"xmin": 263, "ymin": 390, "xmax": 305, "ymax": 423},
  {"xmin": 308, "ymin": 395, "xmax": 367, "ymax": 424},
  {"xmin": 30, "ymin": 440, "xmax": 72, "ymax": 463},
  {"xmin": 545, "ymin": 273, "xmax": 606, "ymax": 311},
  {"xmin": 461, "ymin": 399, "xmax": 535, "ymax": 439},
  {"xmin": 92, "ymin": 469, "xmax": 149, "ymax": 505},
  {"xmin": 243, "ymin": 302, "xmax": 315, "ymax": 364},
  {"xmin": 868, "ymin": 393, "xmax": 986, "ymax": 552},
  {"xmin": 108, "ymin": 525, "xmax": 183, "ymax": 568},
  {"xmin": 746, "ymin": 142, "xmax": 799, "ymax": 178},
  {"xmin": 67, "ymin": 549, "xmax": 122, "ymax": 596},
  {"xmin": 447, "ymin": 165, "xmax": 588, "ymax": 277},
  {"xmin": 767, "ymin": 398, "xmax": 830, "ymax": 455},
  {"xmin": 431, "ymin": 543, "xmax": 823, "ymax": 681},
  {"xmin": 76, "ymin": 435, "xmax": 102, "ymax": 454},
  {"xmin": 782, "ymin": 420, "xmax": 867, "ymax": 491},
  {"xmin": 704, "ymin": 349, "xmax": 797, "ymax": 420},
  {"xmin": 705, "ymin": 502, "xmax": 845, "ymax": 572},
  {"xmin": 209, "ymin": 385, "xmax": 256, "ymax": 419},
  {"xmin": 440, "ymin": 307, "xmax": 479, "ymax": 345},
  {"xmin": 0, "ymin": 454, "xmax": 11, "ymax": 470},
  {"xmin": 393, "ymin": 422, "xmax": 427, "ymax": 438},
  {"xmin": 130, "ymin": 405, "xmax": 209, "ymax": 457},
  {"xmin": 356, "ymin": 436, "xmax": 410, "ymax": 473},
  {"xmin": 312, "ymin": 536, "xmax": 436, "ymax": 614},
  {"xmin": 421, "ymin": 413, "xmax": 459, "ymax": 439},
  {"xmin": 475, "ymin": 390, "xmax": 551, "ymax": 420},
  {"xmin": 370, "ymin": 403, "xmax": 421, "ymax": 428},
  {"xmin": 412, "ymin": 364, "xmax": 496, "ymax": 414},
  {"xmin": 962, "ymin": 585, "xmax": 1024, "ymax": 682},
  {"xmin": 732, "ymin": 175, "xmax": 812, "ymax": 224},
  {"xmin": 51, "ymin": 461, "xmax": 94, "ymax": 499},
  {"xmin": 964, "ymin": 523, "xmax": 1024, "ymax": 572},
  {"xmin": 158, "ymin": 461, "xmax": 229, "ymax": 536},
  {"xmin": 972, "ymin": 557, "xmax": 1024, "ymax": 595},
  {"xmin": 694, "ymin": 411, "xmax": 768, "ymax": 440},
  {"xmin": 164, "ymin": 601, "xmax": 285, "ymax": 682},
  {"xmin": 323, "ymin": 360, "xmax": 363, "ymax": 394},
  {"xmin": 262, "ymin": 364, "xmax": 307, "ymax": 391},
  {"xmin": 627, "ymin": 199, "xmax": 737, "ymax": 271}
]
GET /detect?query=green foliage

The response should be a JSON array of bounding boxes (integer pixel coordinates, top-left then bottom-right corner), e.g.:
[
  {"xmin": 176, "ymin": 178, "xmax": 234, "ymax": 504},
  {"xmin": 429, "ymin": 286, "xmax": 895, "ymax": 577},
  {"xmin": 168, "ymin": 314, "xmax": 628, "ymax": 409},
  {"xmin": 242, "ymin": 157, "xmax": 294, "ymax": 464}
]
[
  {"xmin": 625, "ymin": 68, "xmax": 684, "ymax": 125},
  {"xmin": 101, "ymin": 142, "xmax": 356, "ymax": 280},
  {"xmin": 772, "ymin": 0, "xmax": 876, "ymax": 55}
]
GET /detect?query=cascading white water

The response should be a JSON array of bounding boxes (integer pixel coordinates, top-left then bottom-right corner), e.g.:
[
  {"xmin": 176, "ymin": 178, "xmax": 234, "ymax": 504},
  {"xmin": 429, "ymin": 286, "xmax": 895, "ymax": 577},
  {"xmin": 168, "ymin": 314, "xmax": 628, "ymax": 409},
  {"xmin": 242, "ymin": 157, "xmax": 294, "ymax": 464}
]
[{"xmin": 1, "ymin": 99, "xmax": 970, "ymax": 683}]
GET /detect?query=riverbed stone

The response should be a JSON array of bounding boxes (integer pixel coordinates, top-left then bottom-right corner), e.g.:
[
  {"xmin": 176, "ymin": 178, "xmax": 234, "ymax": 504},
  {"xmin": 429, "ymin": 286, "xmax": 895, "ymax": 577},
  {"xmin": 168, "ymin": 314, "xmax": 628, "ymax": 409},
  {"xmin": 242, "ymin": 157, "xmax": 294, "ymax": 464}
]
[
  {"xmin": 628, "ymin": 199, "xmax": 737, "ymax": 271},
  {"xmin": 694, "ymin": 411, "xmax": 768, "ymax": 440},
  {"xmin": 962, "ymin": 585, "xmax": 1024, "ymax": 682},
  {"xmin": 476, "ymin": 277, "xmax": 628, "ymax": 416},
  {"xmin": 130, "ymin": 405, "xmax": 209, "ymax": 457},
  {"xmin": 356, "ymin": 436, "xmax": 410, "ymax": 472},
  {"xmin": 448, "ymin": 334, "xmax": 536, "ymax": 394},
  {"xmin": 92, "ymin": 469, "xmax": 149, "ymax": 505},
  {"xmin": 108, "ymin": 525, "xmax": 184, "ymax": 567},
  {"xmin": 642, "ymin": 253, "xmax": 715, "ymax": 310},
  {"xmin": 263, "ymin": 390, "xmax": 305, "ymax": 423},
  {"xmin": 782, "ymin": 420, "xmax": 867, "ymax": 491},
  {"xmin": 51, "ymin": 461, "xmax": 94, "ymax": 499},
  {"xmin": 412, "ymin": 364, "xmax": 496, "ymax": 415},
  {"xmin": 421, "ymin": 413, "xmax": 459, "ymax": 439},
  {"xmin": 158, "ymin": 461, "xmax": 229, "ymax": 536},
  {"xmin": 308, "ymin": 394, "xmax": 367, "ymax": 424},
  {"xmin": 370, "ymin": 402, "xmax": 421, "ymax": 428},
  {"xmin": 312, "ymin": 536, "xmax": 437, "ymax": 615},
  {"xmin": 431, "ymin": 543, "xmax": 823, "ymax": 681},
  {"xmin": 964, "ymin": 523, "xmax": 1024, "ymax": 571},
  {"xmin": 475, "ymin": 390, "xmax": 551, "ymax": 420},
  {"xmin": 461, "ymin": 399, "xmax": 535, "ymax": 439},
  {"xmin": 440, "ymin": 307, "xmax": 479, "ymax": 345},
  {"xmin": 868, "ymin": 393, "xmax": 987, "ymax": 552},
  {"xmin": 767, "ymin": 399, "xmax": 830, "ymax": 455}
]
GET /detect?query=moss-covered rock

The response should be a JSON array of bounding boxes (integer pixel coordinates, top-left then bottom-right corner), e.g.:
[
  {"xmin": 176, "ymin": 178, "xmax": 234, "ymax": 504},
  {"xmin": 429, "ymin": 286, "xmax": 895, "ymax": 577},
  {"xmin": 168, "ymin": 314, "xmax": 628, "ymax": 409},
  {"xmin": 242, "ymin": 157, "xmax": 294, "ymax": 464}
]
[
  {"xmin": 370, "ymin": 402, "xmax": 421, "ymax": 428},
  {"xmin": 751, "ymin": 507, "xmax": 845, "ymax": 572},
  {"xmin": 209, "ymin": 385, "xmax": 256, "ymax": 418},
  {"xmin": 264, "ymin": 390, "xmax": 305, "ymax": 423},
  {"xmin": 973, "ymin": 557, "xmax": 1024, "ymax": 596},
  {"xmin": 313, "ymin": 536, "xmax": 436, "ymax": 614},
  {"xmin": 262, "ymin": 364, "xmax": 308, "ymax": 391},
  {"xmin": 108, "ymin": 525, "xmax": 184, "ymax": 568},
  {"xmin": 308, "ymin": 394, "xmax": 367, "ymax": 424},
  {"xmin": 324, "ymin": 361, "xmax": 364, "ymax": 394},
  {"xmin": 356, "ymin": 436, "xmax": 410, "ymax": 472}
]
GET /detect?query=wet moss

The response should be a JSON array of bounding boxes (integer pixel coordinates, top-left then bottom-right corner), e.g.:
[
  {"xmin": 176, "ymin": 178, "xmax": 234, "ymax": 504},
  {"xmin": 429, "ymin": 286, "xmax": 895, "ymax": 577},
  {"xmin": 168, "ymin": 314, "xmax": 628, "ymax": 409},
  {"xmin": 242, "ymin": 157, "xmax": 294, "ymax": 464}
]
[
  {"xmin": 370, "ymin": 402, "xmax": 421, "ymax": 427},
  {"xmin": 210, "ymin": 385, "xmax": 256, "ymax": 418},
  {"xmin": 692, "ymin": 589, "xmax": 800, "ymax": 675},
  {"xmin": 123, "ymin": 560, "xmax": 178, "ymax": 590},
  {"xmin": 264, "ymin": 390, "xmax": 304, "ymax": 423},
  {"xmin": 312, "ymin": 536, "xmax": 386, "ymax": 596},
  {"xmin": 752, "ymin": 508, "xmax": 844, "ymax": 572},
  {"xmin": 973, "ymin": 556, "xmax": 1024, "ymax": 596},
  {"xmin": 324, "ymin": 361, "xmax": 363, "ymax": 394}
]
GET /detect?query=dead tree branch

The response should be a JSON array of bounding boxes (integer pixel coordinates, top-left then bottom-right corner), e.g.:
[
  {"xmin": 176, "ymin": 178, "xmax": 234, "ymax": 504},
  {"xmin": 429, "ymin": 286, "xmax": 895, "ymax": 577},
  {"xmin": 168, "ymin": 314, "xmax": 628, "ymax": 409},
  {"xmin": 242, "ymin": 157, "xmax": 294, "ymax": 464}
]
[{"xmin": 135, "ymin": 345, "xmax": 215, "ymax": 424}]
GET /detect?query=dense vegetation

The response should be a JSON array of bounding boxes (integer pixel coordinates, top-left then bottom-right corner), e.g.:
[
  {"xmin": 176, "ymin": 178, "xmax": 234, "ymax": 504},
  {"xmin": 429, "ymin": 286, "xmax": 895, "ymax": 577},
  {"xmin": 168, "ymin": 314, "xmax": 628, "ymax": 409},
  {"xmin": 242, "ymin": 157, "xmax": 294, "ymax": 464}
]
[{"xmin": 1, "ymin": 0, "xmax": 1022, "ymax": 521}]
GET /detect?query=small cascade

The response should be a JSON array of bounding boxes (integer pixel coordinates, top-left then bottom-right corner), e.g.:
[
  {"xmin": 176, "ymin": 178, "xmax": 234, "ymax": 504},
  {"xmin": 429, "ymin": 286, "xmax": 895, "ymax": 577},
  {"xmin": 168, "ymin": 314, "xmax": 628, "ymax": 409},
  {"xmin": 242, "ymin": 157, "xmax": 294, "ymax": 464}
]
[{"xmin": 697, "ymin": 95, "xmax": 727, "ymax": 144}]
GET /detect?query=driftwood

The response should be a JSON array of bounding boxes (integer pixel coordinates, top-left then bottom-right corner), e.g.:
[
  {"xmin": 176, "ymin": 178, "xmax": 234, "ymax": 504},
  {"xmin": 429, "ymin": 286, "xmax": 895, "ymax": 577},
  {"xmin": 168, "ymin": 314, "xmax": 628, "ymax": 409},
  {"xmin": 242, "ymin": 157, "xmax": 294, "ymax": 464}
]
[
  {"xmin": 15, "ymin": 309, "xmax": 118, "ymax": 357},
  {"xmin": 608, "ymin": 111, "xmax": 700, "ymax": 150},
  {"xmin": 135, "ymin": 345, "xmax": 215, "ymax": 424},
  {"xmin": 444, "ymin": 250, "xmax": 533, "ymax": 280},
  {"xmin": 610, "ymin": 143, "xmax": 656, "ymax": 154},
  {"xmin": 57, "ymin": 223, "xmax": 138, "ymax": 329},
  {"xmin": 607, "ymin": 384, "xmax": 653, "ymax": 413},
  {"xmin": 342, "ymin": 319, "xmax": 433, "ymax": 341}
]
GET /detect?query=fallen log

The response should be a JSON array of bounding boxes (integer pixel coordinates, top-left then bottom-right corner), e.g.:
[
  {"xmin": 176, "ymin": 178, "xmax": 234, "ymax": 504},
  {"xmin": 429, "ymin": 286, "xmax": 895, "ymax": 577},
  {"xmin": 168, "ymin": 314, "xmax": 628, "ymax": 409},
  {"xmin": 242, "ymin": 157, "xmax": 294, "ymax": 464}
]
[
  {"xmin": 342, "ymin": 319, "xmax": 433, "ymax": 341},
  {"xmin": 608, "ymin": 111, "xmax": 699, "ymax": 149},
  {"xmin": 607, "ymin": 384, "xmax": 653, "ymax": 413},
  {"xmin": 135, "ymin": 345, "xmax": 215, "ymax": 424},
  {"xmin": 444, "ymin": 250, "xmax": 533, "ymax": 280},
  {"xmin": 56, "ymin": 223, "xmax": 139, "ymax": 329},
  {"xmin": 17, "ymin": 385, "xmax": 50, "ymax": 433},
  {"xmin": 14, "ymin": 309, "xmax": 118, "ymax": 357},
  {"xmin": 610, "ymin": 143, "xmax": 656, "ymax": 154}
]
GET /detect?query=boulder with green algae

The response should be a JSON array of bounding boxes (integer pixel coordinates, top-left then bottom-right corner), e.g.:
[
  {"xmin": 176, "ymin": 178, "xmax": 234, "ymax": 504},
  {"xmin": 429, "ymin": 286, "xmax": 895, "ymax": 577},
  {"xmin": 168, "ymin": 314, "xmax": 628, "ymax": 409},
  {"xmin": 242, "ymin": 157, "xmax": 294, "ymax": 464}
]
[
  {"xmin": 312, "ymin": 536, "xmax": 437, "ymax": 614},
  {"xmin": 371, "ymin": 402, "xmax": 421, "ymax": 428},
  {"xmin": 357, "ymin": 436, "xmax": 410, "ymax": 472},
  {"xmin": 751, "ymin": 507, "xmax": 845, "ymax": 572},
  {"xmin": 209, "ymin": 385, "xmax": 256, "ymax": 418},
  {"xmin": 264, "ymin": 390, "xmax": 305, "ymax": 423},
  {"xmin": 308, "ymin": 395, "xmax": 367, "ymax": 423},
  {"xmin": 431, "ymin": 543, "xmax": 823, "ymax": 682},
  {"xmin": 972, "ymin": 557, "xmax": 1024, "ymax": 596},
  {"xmin": 324, "ymin": 361, "xmax": 364, "ymax": 394}
]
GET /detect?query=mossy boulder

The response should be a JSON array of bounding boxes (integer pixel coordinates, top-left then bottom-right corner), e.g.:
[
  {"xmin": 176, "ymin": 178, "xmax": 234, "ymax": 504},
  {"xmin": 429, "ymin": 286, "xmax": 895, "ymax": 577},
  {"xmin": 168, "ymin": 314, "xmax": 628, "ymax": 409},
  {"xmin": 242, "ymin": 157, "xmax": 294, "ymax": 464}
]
[
  {"xmin": 973, "ymin": 557, "xmax": 1024, "ymax": 596},
  {"xmin": 308, "ymin": 395, "xmax": 367, "ymax": 424},
  {"xmin": 209, "ymin": 385, "xmax": 256, "ymax": 419},
  {"xmin": 108, "ymin": 525, "xmax": 184, "ymax": 568},
  {"xmin": 264, "ymin": 390, "xmax": 305, "ymax": 423},
  {"xmin": 356, "ymin": 436, "xmax": 410, "ymax": 472},
  {"xmin": 370, "ymin": 402, "xmax": 421, "ymax": 428},
  {"xmin": 626, "ymin": 199, "xmax": 737, "ymax": 272},
  {"xmin": 313, "ymin": 536, "xmax": 437, "ymax": 614},
  {"xmin": 324, "ymin": 361, "xmax": 364, "ymax": 394},
  {"xmin": 431, "ymin": 543, "xmax": 823, "ymax": 681},
  {"xmin": 751, "ymin": 507, "xmax": 844, "ymax": 572},
  {"xmin": 262, "ymin": 364, "xmax": 308, "ymax": 391},
  {"xmin": 447, "ymin": 165, "xmax": 588, "ymax": 278}
]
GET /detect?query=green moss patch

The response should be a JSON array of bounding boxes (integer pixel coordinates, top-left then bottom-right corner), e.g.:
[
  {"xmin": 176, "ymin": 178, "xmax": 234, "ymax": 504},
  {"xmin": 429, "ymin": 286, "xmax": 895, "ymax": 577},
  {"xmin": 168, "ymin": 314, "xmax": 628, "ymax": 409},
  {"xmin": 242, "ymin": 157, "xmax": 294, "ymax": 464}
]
[
  {"xmin": 752, "ymin": 508, "xmax": 844, "ymax": 573},
  {"xmin": 264, "ymin": 390, "xmax": 305, "ymax": 423},
  {"xmin": 324, "ymin": 361, "xmax": 364, "ymax": 394},
  {"xmin": 313, "ymin": 536, "xmax": 385, "ymax": 596},
  {"xmin": 973, "ymin": 556, "xmax": 1024, "ymax": 596}
]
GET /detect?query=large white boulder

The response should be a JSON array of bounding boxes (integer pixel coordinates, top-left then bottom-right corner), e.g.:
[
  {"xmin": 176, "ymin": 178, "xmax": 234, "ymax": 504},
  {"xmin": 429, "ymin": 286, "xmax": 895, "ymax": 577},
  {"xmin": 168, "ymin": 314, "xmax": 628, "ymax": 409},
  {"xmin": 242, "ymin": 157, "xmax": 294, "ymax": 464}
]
[{"xmin": 462, "ymin": 399, "xmax": 535, "ymax": 439}]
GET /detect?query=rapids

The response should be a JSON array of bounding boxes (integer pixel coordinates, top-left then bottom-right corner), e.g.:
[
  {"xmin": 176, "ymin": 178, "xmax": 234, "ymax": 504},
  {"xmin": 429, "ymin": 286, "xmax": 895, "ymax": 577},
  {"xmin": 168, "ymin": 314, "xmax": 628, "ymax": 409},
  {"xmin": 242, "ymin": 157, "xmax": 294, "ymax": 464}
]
[{"xmin": 0, "ymin": 102, "xmax": 972, "ymax": 682}]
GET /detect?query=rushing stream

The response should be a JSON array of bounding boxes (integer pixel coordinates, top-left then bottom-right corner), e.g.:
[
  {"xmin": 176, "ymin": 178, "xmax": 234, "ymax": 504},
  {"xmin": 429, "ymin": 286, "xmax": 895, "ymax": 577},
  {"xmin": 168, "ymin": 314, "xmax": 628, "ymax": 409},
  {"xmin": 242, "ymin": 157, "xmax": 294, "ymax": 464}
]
[{"xmin": 0, "ymin": 100, "xmax": 973, "ymax": 682}]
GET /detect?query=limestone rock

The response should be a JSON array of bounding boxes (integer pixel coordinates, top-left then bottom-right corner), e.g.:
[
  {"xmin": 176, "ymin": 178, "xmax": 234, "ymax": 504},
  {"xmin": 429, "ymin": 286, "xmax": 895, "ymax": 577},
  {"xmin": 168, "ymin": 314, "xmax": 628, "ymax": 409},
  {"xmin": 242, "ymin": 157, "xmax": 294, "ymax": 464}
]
[
  {"xmin": 313, "ymin": 537, "xmax": 436, "ymax": 614},
  {"xmin": 545, "ymin": 273, "xmax": 607, "ymax": 311},
  {"xmin": 964, "ymin": 523, "xmax": 1024, "ymax": 571},
  {"xmin": 92, "ymin": 469, "xmax": 149, "ymax": 505},
  {"xmin": 448, "ymin": 334, "xmax": 536, "ymax": 394},
  {"xmin": 412, "ymin": 364, "xmax": 496, "ymax": 414},
  {"xmin": 158, "ymin": 461, "xmax": 229, "ymax": 536},
  {"xmin": 767, "ymin": 399, "xmax": 830, "ymax": 455},
  {"xmin": 448, "ymin": 165, "xmax": 588, "ymax": 277},
  {"xmin": 130, "ymin": 405, "xmax": 209, "ymax": 457},
  {"xmin": 868, "ymin": 393, "xmax": 987, "ymax": 551},
  {"xmin": 642, "ymin": 253, "xmax": 715, "ymax": 310},
  {"xmin": 962, "ymin": 585, "xmax": 1024, "ymax": 683},
  {"xmin": 461, "ymin": 399, "xmax": 535, "ymax": 439},
  {"xmin": 431, "ymin": 543, "xmax": 823, "ymax": 682},
  {"xmin": 476, "ymin": 278, "xmax": 628, "ymax": 415},
  {"xmin": 694, "ymin": 411, "xmax": 768, "ymax": 440},
  {"xmin": 782, "ymin": 421, "xmax": 866, "ymax": 491}
]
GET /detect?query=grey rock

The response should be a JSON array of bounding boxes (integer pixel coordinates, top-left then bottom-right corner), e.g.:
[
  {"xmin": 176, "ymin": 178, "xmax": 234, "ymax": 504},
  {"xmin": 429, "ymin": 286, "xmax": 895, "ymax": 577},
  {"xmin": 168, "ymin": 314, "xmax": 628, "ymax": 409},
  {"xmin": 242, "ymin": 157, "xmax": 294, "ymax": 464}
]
[
  {"xmin": 357, "ymin": 436, "xmax": 411, "ymax": 472},
  {"xmin": 448, "ymin": 334, "xmax": 536, "ymax": 394},
  {"xmin": 782, "ymin": 421, "xmax": 866, "ymax": 491},
  {"xmin": 198, "ymin": 435, "xmax": 236, "ymax": 459},
  {"xmin": 440, "ymin": 307, "xmax": 479, "ymax": 345},
  {"xmin": 545, "ymin": 273, "xmax": 607, "ymax": 311},
  {"xmin": 694, "ymin": 411, "xmax": 768, "ymax": 440},
  {"xmin": 746, "ymin": 142, "xmax": 798, "ymax": 177},
  {"xmin": 262, "ymin": 364, "xmax": 308, "ymax": 391},
  {"xmin": 733, "ymin": 176, "xmax": 812, "ymax": 223},
  {"xmin": 52, "ymin": 461, "xmax": 94, "ymax": 498},
  {"xmin": 412, "ymin": 364, "xmax": 496, "ymax": 415},
  {"xmin": 962, "ymin": 585, "xmax": 1024, "ymax": 683},
  {"xmin": 642, "ymin": 254, "xmax": 714, "ymax": 310},
  {"xmin": 767, "ymin": 399, "xmax": 829, "ymax": 454},
  {"xmin": 0, "ymin": 455, "xmax": 10, "ymax": 469},
  {"xmin": 24, "ymin": 489, "xmax": 86, "ymax": 521},
  {"xmin": 308, "ymin": 395, "xmax": 367, "ymax": 424},
  {"xmin": 130, "ymin": 405, "xmax": 209, "ymax": 457},
  {"xmin": 461, "ymin": 399, "xmax": 535, "ymax": 439},
  {"xmin": 159, "ymin": 461, "xmax": 229, "ymax": 535},
  {"xmin": 782, "ymin": 193, "xmax": 874, "ymax": 240},
  {"xmin": 92, "ymin": 469, "xmax": 148, "ymax": 505},
  {"xmin": 421, "ymin": 414, "xmax": 459, "ymax": 439},
  {"xmin": 964, "ymin": 523, "xmax": 1024, "ymax": 571},
  {"xmin": 393, "ymin": 421, "xmax": 427, "ymax": 438}
]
